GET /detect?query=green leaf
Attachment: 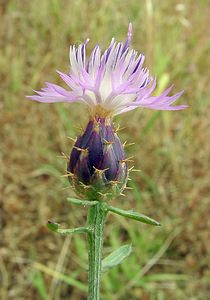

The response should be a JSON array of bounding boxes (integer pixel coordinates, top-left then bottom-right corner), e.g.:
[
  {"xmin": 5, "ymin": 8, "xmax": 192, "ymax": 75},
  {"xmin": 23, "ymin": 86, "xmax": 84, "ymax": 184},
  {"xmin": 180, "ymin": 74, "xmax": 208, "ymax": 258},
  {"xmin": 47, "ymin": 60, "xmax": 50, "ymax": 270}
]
[
  {"xmin": 107, "ymin": 205, "xmax": 161, "ymax": 226},
  {"xmin": 47, "ymin": 221, "xmax": 89, "ymax": 235},
  {"xmin": 47, "ymin": 221, "xmax": 60, "ymax": 232},
  {"xmin": 102, "ymin": 244, "xmax": 132, "ymax": 272},
  {"xmin": 31, "ymin": 271, "xmax": 48, "ymax": 300}
]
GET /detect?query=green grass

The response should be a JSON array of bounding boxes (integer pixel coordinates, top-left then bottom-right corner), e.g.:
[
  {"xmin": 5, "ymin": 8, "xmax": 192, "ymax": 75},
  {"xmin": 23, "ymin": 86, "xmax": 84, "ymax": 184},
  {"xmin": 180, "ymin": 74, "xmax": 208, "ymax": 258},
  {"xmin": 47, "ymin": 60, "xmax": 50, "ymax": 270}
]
[{"xmin": 1, "ymin": 0, "xmax": 210, "ymax": 299}]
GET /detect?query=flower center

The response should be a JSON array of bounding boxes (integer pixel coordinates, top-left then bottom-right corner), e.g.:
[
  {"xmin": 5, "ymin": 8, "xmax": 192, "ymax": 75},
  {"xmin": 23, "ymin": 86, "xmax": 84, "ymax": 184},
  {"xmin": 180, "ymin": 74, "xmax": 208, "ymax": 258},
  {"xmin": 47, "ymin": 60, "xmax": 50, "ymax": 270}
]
[{"xmin": 90, "ymin": 104, "xmax": 112, "ymax": 119}]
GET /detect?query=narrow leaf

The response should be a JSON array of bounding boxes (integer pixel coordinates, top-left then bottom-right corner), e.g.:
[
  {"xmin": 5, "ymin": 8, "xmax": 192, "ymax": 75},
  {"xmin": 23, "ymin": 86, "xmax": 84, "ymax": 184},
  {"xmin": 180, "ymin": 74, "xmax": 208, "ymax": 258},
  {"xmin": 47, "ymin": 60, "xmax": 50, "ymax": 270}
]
[
  {"xmin": 102, "ymin": 244, "xmax": 132, "ymax": 272},
  {"xmin": 31, "ymin": 271, "xmax": 48, "ymax": 300},
  {"xmin": 107, "ymin": 205, "xmax": 161, "ymax": 226},
  {"xmin": 47, "ymin": 221, "xmax": 89, "ymax": 235}
]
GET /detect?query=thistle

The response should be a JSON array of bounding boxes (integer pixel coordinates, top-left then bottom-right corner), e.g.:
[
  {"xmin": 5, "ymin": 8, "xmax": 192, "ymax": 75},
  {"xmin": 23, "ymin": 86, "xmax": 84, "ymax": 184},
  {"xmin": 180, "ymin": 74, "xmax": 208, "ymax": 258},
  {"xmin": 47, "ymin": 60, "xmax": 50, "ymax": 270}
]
[
  {"xmin": 28, "ymin": 23, "xmax": 186, "ymax": 300},
  {"xmin": 67, "ymin": 116, "xmax": 128, "ymax": 201}
]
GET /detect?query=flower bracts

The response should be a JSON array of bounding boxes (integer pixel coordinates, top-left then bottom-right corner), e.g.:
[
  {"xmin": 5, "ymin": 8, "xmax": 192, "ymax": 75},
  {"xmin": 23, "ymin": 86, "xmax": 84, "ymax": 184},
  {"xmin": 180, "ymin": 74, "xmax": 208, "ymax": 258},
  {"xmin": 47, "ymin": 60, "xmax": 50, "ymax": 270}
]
[{"xmin": 67, "ymin": 117, "xmax": 128, "ymax": 200}]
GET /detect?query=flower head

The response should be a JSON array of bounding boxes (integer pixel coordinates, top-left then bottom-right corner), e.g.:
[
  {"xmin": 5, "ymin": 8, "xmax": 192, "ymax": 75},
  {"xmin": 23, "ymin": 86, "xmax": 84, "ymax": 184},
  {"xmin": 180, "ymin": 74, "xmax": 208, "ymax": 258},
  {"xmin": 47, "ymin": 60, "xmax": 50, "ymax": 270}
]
[
  {"xmin": 27, "ymin": 23, "xmax": 187, "ymax": 118},
  {"xmin": 28, "ymin": 24, "xmax": 187, "ymax": 200},
  {"xmin": 68, "ymin": 117, "xmax": 128, "ymax": 200}
]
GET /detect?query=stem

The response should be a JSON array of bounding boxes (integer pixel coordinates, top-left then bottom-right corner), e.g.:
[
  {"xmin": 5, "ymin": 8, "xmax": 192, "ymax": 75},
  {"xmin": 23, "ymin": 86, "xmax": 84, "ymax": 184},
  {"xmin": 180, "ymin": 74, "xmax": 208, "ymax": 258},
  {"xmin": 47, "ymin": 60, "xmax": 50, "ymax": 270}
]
[{"xmin": 87, "ymin": 201, "xmax": 107, "ymax": 300}]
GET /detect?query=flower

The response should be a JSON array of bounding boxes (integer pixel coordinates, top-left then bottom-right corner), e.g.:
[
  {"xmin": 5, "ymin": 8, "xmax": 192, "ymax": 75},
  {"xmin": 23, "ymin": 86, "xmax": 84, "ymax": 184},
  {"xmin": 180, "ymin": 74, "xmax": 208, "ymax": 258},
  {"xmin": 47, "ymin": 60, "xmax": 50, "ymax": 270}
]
[
  {"xmin": 28, "ymin": 23, "xmax": 187, "ymax": 200},
  {"xmin": 27, "ymin": 23, "xmax": 187, "ymax": 118}
]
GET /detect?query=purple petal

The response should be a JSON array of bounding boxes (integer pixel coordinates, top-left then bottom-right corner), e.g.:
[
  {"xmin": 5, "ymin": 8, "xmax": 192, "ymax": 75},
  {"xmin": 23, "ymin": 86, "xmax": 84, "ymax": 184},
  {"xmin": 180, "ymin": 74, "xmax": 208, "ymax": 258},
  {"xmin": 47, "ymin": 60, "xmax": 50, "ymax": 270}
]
[
  {"xmin": 27, "ymin": 82, "xmax": 80, "ymax": 103},
  {"xmin": 122, "ymin": 22, "xmax": 132, "ymax": 53}
]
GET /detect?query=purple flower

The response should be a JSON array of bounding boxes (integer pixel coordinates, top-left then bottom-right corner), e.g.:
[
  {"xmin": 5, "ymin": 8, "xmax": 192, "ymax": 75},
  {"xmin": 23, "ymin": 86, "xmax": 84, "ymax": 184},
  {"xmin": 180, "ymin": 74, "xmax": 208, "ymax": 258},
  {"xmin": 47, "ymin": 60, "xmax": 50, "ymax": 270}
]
[
  {"xmin": 27, "ymin": 23, "xmax": 187, "ymax": 117},
  {"xmin": 28, "ymin": 24, "xmax": 187, "ymax": 200}
]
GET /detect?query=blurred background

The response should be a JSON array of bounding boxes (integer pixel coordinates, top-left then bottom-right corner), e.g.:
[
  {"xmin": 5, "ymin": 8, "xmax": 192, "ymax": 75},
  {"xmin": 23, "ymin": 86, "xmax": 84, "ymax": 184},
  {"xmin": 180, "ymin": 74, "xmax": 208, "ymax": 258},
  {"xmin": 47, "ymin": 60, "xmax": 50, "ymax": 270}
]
[{"xmin": 1, "ymin": 0, "xmax": 210, "ymax": 299}]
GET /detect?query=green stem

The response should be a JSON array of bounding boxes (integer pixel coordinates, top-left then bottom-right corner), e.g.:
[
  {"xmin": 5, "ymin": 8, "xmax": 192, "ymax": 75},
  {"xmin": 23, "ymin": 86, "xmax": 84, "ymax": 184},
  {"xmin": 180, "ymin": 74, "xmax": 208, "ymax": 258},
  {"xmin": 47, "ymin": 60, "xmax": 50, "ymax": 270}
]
[{"xmin": 87, "ymin": 201, "xmax": 107, "ymax": 300}]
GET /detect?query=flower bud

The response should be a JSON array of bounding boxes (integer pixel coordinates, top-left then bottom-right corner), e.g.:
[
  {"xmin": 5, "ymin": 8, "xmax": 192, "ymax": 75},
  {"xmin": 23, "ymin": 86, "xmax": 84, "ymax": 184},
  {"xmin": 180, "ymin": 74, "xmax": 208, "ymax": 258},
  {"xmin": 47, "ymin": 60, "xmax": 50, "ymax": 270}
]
[{"xmin": 67, "ymin": 117, "xmax": 128, "ymax": 200}]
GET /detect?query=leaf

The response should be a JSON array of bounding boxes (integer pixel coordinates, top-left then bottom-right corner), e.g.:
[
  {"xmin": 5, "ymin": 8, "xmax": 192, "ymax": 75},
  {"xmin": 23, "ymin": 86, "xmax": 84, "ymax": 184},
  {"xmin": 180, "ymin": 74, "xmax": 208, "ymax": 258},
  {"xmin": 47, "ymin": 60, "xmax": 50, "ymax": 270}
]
[
  {"xmin": 107, "ymin": 205, "xmax": 161, "ymax": 226},
  {"xmin": 102, "ymin": 244, "xmax": 132, "ymax": 272},
  {"xmin": 31, "ymin": 271, "xmax": 48, "ymax": 300},
  {"xmin": 47, "ymin": 221, "xmax": 60, "ymax": 232},
  {"xmin": 47, "ymin": 221, "xmax": 89, "ymax": 235}
]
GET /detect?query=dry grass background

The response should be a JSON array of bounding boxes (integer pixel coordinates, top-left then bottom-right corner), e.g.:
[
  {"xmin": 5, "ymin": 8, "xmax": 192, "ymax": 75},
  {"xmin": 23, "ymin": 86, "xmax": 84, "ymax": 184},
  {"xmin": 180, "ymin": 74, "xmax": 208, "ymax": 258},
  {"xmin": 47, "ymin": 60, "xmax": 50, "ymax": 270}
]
[{"xmin": 1, "ymin": 0, "xmax": 210, "ymax": 299}]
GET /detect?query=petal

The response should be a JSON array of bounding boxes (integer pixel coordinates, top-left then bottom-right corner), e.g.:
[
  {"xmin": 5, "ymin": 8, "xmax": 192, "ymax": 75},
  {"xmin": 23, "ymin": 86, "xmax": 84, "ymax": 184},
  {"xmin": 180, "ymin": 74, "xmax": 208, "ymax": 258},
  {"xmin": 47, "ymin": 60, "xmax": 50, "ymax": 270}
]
[
  {"xmin": 56, "ymin": 70, "xmax": 82, "ymax": 91},
  {"xmin": 27, "ymin": 82, "xmax": 80, "ymax": 103},
  {"xmin": 122, "ymin": 22, "xmax": 132, "ymax": 53}
]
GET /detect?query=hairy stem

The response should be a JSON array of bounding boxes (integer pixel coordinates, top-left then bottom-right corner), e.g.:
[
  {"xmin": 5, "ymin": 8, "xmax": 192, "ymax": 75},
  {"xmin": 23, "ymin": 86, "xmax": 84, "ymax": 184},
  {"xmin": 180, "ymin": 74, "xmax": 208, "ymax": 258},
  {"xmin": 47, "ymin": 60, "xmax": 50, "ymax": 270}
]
[{"xmin": 87, "ymin": 201, "xmax": 107, "ymax": 300}]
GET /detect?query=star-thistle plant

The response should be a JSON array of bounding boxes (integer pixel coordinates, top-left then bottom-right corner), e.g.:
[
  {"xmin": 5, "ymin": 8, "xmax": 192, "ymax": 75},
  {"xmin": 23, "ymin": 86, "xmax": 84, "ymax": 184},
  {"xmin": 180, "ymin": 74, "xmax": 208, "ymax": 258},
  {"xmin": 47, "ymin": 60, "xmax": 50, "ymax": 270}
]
[{"xmin": 28, "ymin": 23, "xmax": 187, "ymax": 300}]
